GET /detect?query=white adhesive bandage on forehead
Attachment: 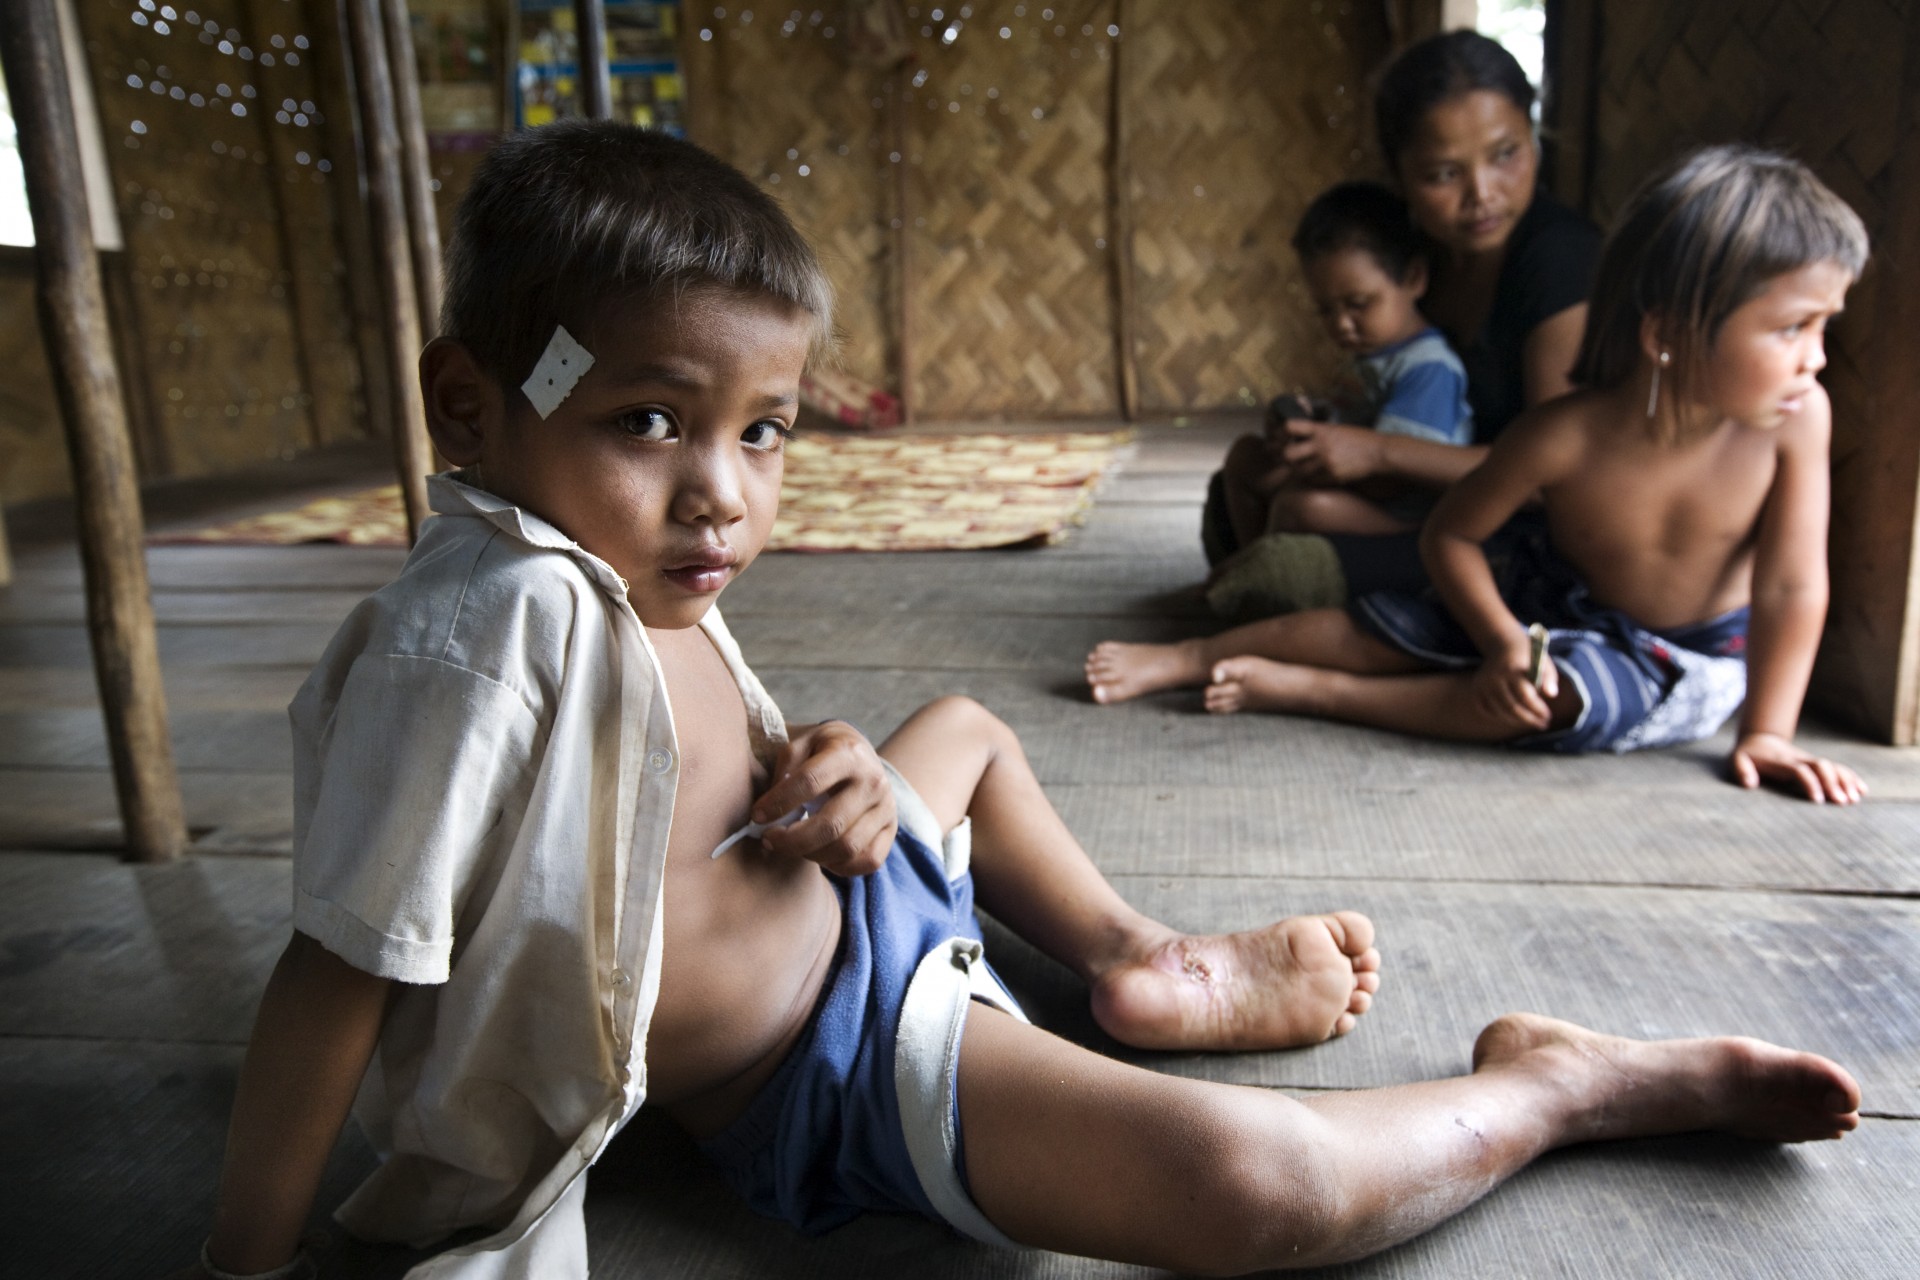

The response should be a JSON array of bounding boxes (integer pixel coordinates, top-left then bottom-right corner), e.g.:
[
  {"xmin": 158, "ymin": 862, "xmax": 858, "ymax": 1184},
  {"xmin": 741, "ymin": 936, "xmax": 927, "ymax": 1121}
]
[{"xmin": 521, "ymin": 325, "xmax": 595, "ymax": 419}]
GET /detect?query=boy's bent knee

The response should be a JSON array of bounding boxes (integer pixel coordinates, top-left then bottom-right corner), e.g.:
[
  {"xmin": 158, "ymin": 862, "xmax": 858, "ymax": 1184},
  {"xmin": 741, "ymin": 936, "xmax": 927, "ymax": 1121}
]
[{"xmin": 1157, "ymin": 1096, "xmax": 1349, "ymax": 1275}]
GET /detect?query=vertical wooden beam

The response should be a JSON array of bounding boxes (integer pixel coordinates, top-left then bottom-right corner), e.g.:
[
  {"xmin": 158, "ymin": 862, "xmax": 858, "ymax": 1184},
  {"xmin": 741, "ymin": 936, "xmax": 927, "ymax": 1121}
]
[
  {"xmin": 887, "ymin": 60, "xmax": 914, "ymax": 427},
  {"xmin": 305, "ymin": 0, "xmax": 395, "ymax": 444},
  {"xmin": 344, "ymin": 0, "xmax": 433, "ymax": 539},
  {"xmin": 382, "ymin": 0, "xmax": 444, "ymax": 336},
  {"xmin": 1818, "ymin": 4, "xmax": 1920, "ymax": 745},
  {"xmin": 243, "ymin": 0, "xmax": 334, "ymax": 451},
  {"xmin": 1542, "ymin": 0, "xmax": 1601, "ymax": 213},
  {"xmin": 0, "ymin": 0, "xmax": 186, "ymax": 862},
  {"xmin": 1106, "ymin": 0, "xmax": 1139, "ymax": 421},
  {"xmin": 573, "ymin": 0, "xmax": 613, "ymax": 121}
]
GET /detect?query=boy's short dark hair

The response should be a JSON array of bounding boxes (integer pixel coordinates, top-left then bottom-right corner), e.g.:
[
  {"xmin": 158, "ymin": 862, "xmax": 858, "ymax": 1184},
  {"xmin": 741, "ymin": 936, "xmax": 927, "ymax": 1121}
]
[
  {"xmin": 1291, "ymin": 181, "xmax": 1424, "ymax": 283},
  {"xmin": 442, "ymin": 121, "xmax": 835, "ymax": 392}
]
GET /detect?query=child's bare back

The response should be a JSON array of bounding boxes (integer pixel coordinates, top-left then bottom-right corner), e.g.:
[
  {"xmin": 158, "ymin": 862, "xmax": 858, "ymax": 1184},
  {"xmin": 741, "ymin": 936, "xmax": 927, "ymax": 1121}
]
[{"xmin": 1495, "ymin": 383, "xmax": 1820, "ymax": 633}]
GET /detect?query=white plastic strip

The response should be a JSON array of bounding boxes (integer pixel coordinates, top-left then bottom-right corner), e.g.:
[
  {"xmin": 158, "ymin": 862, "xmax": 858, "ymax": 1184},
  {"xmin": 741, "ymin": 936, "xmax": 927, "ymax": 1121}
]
[
  {"xmin": 521, "ymin": 325, "xmax": 595, "ymax": 419},
  {"xmin": 708, "ymin": 799, "xmax": 822, "ymax": 859}
]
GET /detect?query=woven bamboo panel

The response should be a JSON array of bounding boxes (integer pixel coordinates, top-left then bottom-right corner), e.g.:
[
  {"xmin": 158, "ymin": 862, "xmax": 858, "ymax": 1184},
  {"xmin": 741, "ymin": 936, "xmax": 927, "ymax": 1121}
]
[
  {"xmin": 894, "ymin": 1, "xmax": 1117, "ymax": 418},
  {"xmin": 1584, "ymin": 0, "xmax": 1909, "ymax": 470},
  {"xmin": 72, "ymin": 0, "xmax": 365, "ymax": 478},
  {"xmin": 1125, "ymin": 0, "xmax": 1389, "ymax": 412},
  {"xmin": 682, "ymin": 10, "xmax": 895, "ymax": 398},
  {"xmin": 0, "ymin": 273, "xmax": 68, "ymax": 504}
]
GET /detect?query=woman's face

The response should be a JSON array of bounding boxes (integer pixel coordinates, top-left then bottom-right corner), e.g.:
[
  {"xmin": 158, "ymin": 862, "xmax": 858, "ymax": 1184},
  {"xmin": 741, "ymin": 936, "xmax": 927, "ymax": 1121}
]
[{"xmin": 1396, "ymin": 89, "xmax": 1538, "ymax": 256}]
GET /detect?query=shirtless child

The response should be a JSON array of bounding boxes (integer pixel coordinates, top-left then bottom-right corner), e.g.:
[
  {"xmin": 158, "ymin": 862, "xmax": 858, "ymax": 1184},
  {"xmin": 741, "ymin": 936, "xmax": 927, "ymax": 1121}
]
[
  {"xmin": 184, "ymin": 128, "xmax": 1859, "ymax": 1280},
  {"xmin": 1089, "ymin": 146, "xmax": 1868, "ymax": 805}
]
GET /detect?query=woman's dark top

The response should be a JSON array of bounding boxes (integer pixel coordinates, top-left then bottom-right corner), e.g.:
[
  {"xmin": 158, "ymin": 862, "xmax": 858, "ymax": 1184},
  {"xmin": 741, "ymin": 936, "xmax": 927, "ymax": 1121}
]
[{"xmin": 1437, "ymin": 189, "xmax": 1602, "ymax": 442}]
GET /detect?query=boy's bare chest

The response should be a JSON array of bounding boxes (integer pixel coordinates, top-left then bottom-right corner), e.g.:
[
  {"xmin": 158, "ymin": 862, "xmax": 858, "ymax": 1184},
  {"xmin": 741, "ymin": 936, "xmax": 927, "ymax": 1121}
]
[{"xmin": 650, "ymin": 627, "xmax": 760, "ymax": 857}]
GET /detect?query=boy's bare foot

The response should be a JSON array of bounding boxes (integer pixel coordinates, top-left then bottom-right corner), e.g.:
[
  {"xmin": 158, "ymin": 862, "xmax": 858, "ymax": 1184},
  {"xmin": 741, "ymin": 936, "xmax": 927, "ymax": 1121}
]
[
  {"xmin": 1090, "ymin": 911, "xmax": 1382, "ymax": 1050},
  {"xmin": 1472, "ymin": 1012, "xmax": 1861, "ymax": 1146},
  {"xmin": 1203, "ymin": 656, "xmax": 1321, "ymax": 715},
  {"xmin": 1085, "ymin": 640, "xmax": 1211, "ymax": 705}
]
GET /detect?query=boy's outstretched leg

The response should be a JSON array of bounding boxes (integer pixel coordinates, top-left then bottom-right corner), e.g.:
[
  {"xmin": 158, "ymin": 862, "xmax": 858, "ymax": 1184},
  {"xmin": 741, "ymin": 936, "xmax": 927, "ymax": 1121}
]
[
  {"xmin": 955, "ymin": 1006, "xmax": 1861, "ymax": 1273},
  {"xmin": 879, "ymin": 696, "xmax": 1380, "ymax": 1048},
  {"xmin": 1085, "ymin": 607, "xmax": 1421, "ymax": 706}
]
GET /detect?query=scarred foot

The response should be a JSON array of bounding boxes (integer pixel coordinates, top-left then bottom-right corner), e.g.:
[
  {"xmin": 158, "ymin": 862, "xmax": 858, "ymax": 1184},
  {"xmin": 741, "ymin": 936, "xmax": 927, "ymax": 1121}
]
[
  {"xmin": 1090, "ymin": 911, "xmax": 1382, "ymax": 1050},
  {"xmin": 1472, "ymin": 1013, "xmax": 1861, "ymax": 1145},
  {"xmin": 1085, "ymin": 640, "xmax": 1211, "ymax": 705},
  {"xmin": 1203, "ymin": 656, "xmax": 1323, "ymax": 715}
]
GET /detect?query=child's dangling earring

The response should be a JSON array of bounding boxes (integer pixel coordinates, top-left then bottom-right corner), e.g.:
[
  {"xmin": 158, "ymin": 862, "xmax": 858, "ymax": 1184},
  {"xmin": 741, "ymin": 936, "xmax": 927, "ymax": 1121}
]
[{"xmin": 1646, "ymin": 349, "xmax": 1671, "ymax": 420}]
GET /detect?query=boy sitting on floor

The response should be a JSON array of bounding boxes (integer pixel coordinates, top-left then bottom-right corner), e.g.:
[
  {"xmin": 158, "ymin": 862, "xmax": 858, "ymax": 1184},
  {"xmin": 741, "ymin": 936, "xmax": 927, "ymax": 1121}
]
[
  {"xmin": 1202, "ymin": 182, "xmax": 1473, "ymax": 614},
  {"xmin": 184, "ymin": 125, "xmax": 1857, "ymax": 1280}
]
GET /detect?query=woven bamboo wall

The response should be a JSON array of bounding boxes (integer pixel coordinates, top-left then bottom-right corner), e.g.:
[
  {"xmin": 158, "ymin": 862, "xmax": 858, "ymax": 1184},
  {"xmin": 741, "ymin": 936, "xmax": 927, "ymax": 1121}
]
[
  {"xmin": 1126, "ymin": 0, "xmax": 1388, "ymax": 412},
  {"xmin": 681, "ymin": 9, "xmax": 895, "ymax": 398},
  {"xmin": 690, "ymin": 1, "xmax": 1392, "ymax": 421},
  {"xmin": 0, "ymin": 269, "xmax": 68, "ymax": 504},
  {"xmin": 898, "ymin": 1, "xmax": 1117, "ymax": 416},
  {"xmin": 41, "ymin": 0, "xmax": 366, "ymax": 491},
  {"xmin": 1567, "ymin": 0, "xmax": 1920, "ymax": 740}
]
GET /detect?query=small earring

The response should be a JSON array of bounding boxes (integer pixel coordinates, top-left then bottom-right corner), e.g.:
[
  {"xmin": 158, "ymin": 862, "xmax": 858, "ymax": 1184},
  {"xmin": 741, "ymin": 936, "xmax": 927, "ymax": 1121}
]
[{"xmin": 1646, "ymin": 350, "xmax": 1670, "ymax": 420}]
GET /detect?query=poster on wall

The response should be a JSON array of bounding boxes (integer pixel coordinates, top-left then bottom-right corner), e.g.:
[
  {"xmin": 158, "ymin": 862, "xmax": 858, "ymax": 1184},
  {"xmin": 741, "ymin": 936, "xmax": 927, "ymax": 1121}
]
[
  {"xmin": 412, "ymin": 0, "xmax": 504, "ymax": 153},
  {"xmin": 516, "ymin": 1, "xmax": 684, "ymax": 134}
]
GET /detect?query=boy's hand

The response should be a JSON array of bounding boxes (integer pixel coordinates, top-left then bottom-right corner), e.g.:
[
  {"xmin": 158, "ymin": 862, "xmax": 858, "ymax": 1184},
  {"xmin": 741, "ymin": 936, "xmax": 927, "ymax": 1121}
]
[
  {"xmin": 1731, "ymin": 732, "xmax": 1867, "ymax": 805},
  {"xmin": 1280, "ymin": 421, "xmax": 1384, "ymax": 485},
  {"xmin": 755, "ymin": 721, "xmax": 897, "ymax": 875},
  {"xmin": 1472, "ymin": 635, "xmax": 1556, "ymax": 732}
]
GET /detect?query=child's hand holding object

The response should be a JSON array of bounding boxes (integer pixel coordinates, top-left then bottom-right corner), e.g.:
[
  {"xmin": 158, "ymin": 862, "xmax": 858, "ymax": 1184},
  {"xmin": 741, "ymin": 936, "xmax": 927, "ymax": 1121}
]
[
  {"xmin": 1473, "ymin": 623, "xmax": 1558, "ymax": 732},
  {"xmin": 737, "ymin": 720, "xmax": 898, "ymax": 875}
]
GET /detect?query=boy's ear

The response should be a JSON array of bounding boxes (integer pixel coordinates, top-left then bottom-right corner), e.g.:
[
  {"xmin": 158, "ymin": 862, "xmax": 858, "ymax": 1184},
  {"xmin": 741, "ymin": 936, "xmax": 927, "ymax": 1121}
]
[
  {"xmin": 1402, "ymin": 257, "xmax": 1430, "ymax": 300},
  {"xmin": 419, "ymin": 338, "xmax": 507, "ymax": 466}
]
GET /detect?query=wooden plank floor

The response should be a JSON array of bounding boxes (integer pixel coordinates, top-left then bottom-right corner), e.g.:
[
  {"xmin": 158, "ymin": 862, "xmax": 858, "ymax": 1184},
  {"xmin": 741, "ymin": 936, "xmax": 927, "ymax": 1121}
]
[{"xmin": 2, "ymin": 421, "xmax": 1918, "ymax": 1277}]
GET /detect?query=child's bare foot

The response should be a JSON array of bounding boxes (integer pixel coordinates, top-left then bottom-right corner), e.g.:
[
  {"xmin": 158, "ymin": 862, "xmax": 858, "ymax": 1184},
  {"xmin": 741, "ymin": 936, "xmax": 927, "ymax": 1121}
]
[
  {"xmin": 1090, "ymin": 911, "xmax": 1382, "ymax": 1050},
  {"xmin": 1203, "ymin": 656, "xmax": 1322, "ymax": 715},
  {"xmin": 1472, "ymin": 1013, "xmax": 1861, "ymax": 1145},
  {"xmin": 1085, "ymin": 640, "xmax": 1211, "ymax": 705}
]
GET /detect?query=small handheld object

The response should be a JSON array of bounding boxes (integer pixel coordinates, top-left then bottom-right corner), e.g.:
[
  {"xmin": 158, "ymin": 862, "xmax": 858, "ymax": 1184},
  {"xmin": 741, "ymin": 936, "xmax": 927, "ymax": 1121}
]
[
  {"xmin": 1525, "ymin": 623, "xmax": 1551, "ymax": 689},
  {"xmin": 709, "ymin": 799, "xmax": 824, "ymax": 859}
]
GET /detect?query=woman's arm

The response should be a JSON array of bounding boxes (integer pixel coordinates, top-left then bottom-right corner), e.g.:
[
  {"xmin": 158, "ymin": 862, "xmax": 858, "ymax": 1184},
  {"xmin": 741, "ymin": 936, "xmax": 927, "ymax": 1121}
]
[
  {"xmin": 1520, "ymin": 303, "xmax": 1588, "ymax": 406},
  {"xmin": 1280, "ymin": 421, "xmax": 1490, "ymax": 489},
  {"xmin": 1731, "ymin": 390, "xmax": 1865, "ymax": 804},
  {"xmin": 200, "ymin": 932, "xmax": 392, "ymax": 1275}
]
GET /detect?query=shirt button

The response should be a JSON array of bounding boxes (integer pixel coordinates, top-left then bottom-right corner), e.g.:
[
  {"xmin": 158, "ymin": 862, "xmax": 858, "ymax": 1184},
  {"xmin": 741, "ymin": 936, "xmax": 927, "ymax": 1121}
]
[
  {"xmin": 610, "ymin": 968, "xmax": 630, "ymax": 989},
  {"xmin": 645, "ymin": 748, "xmax": 673, "ymax": 774}
]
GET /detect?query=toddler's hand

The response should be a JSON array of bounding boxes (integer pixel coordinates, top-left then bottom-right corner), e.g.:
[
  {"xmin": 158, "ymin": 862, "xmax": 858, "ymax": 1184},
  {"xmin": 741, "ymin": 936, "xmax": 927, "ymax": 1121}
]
[
  {"xmin": 1472, "ymin": 639, "xmax": 1555, "ymax": 732},
  {"xmin": 755, "ymin": 721, "xmax": 897, "ymax": 875},
  {"xmin": 1730, "ymin": 732, "xmax": 1867, "ymax": 805},
  {"xmin": 1280, "ymin": 421, "xmax": 1384, "ymax": 485}
]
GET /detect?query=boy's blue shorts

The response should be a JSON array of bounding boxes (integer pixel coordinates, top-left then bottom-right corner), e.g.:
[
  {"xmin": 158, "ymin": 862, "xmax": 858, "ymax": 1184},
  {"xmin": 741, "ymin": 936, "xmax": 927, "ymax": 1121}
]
[{"xmin": 696, "ymin": 767, "xmax": 1026, "ymax": 1244}]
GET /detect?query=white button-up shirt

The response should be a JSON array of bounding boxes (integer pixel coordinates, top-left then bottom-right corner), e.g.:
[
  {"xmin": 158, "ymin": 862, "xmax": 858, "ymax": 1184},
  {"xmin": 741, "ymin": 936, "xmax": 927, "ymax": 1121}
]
[{"xmin": 289, "ymin": 474, "xmax": 785, "ymax": 1276}]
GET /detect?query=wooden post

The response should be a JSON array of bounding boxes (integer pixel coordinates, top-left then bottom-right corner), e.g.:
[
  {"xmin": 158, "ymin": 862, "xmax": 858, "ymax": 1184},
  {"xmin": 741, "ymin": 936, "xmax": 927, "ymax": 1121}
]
[
  {"xmin": 305, "ymin": 0, "xmax": 396, "ymax": 445},
  {"xmin": 1106, "ymin": 0, "xmax": 1139, "ymax": 421},
  {"xmin": 1816, "ymin": 4, "xmax": 1920, "ymax": 744},
  {"xmin": 573, "ymin": 0, "xmax": 613, "ymax": 121},
  {"xmin": 888, "ymin": 61, "xmax": 914, "ymax": 427},
  {"xmin": 1542, "ymin": 0, "xmax": 1601, "ymax": 212},
  {"xmin": 343, "ymin": 0, "xmax": 433, "ymax": 540},
  {"xmin": 0, "ymin": 0, "xmax": 187, "ymax": 862},
  {"xmin": 382, "ymin": 0, "xmax": 445, "ymax": 336}
]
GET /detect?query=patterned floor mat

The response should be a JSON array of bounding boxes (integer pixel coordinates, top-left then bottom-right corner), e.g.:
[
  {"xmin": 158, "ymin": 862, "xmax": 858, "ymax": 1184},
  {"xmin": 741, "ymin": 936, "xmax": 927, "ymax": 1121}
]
[{"xmin": 150, "ymin": 431, "xmax": 1134, "ymax": 553}]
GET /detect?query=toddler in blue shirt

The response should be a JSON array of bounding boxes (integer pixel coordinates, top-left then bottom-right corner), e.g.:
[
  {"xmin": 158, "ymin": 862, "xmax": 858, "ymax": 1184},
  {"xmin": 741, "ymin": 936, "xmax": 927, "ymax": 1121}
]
[{"xmin": 1207, "ymin": 181, "xmax": 1473, "ymax": 560}]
